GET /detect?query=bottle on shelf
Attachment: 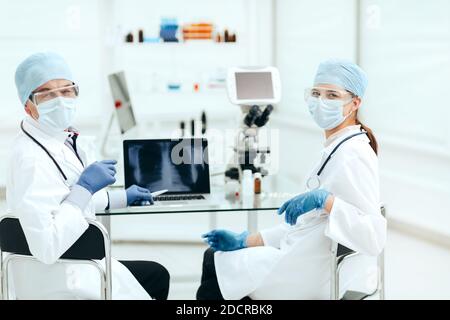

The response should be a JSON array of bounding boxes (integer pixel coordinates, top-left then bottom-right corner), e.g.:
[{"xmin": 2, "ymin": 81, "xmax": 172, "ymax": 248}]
[{"xmin": 125, "ymin": 32, "xmax": 134, "ymax": 43}]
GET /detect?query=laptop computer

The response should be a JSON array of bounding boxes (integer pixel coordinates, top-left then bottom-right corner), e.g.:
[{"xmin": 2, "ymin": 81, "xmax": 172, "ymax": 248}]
[{"xmin": 123, "ymin": 138, "xmax": 211, "ymax": 205}]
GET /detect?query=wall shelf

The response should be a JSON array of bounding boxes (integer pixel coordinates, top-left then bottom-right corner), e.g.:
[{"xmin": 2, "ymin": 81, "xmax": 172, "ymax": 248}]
[
  {"xmin": 120, "ymin": 40, "xmax": 241, "ymax": 46},
  {"xmin": 115, "ymin": 41, "xmax": 245, "ymax": 55}
]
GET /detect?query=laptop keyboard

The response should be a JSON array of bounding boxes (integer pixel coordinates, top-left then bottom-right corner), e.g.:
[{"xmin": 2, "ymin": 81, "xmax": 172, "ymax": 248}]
[{"xmin": 154, "ymin": 195, "xmax": 205, "ymax": 201}]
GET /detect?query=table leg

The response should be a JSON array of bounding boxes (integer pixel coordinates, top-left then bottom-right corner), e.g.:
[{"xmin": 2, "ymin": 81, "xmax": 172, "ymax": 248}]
[
  {"xmin": 99, "ymin": 215, "xmax": 111, "ymax": 236},
  {"xmin": 209, "ymin": 212, "xmax": 218, "ymax": 231},
  {"xmin": 247, "ymin": 211, "xmax": 258, "ymax": 233}
]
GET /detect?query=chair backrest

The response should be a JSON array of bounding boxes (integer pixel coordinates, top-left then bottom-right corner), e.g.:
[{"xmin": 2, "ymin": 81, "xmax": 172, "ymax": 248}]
[
  {"xmin": 336, "ymin": 244, "xmax": 354, "ymax": 263},
  {"xmin": 0, "ymin": 217, "xmax": 106, "ymax": 260}
]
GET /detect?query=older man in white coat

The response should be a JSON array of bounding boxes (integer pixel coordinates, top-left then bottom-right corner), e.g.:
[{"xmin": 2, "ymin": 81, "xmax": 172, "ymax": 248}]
[{"xmin": 6, "ymin": 52, "xmax": 170, "ymax": 299}]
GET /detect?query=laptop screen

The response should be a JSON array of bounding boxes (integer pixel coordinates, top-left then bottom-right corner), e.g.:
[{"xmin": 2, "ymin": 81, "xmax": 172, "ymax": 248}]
[{"xmin": 123, "ymin": 139, "xmax": 210, "ymax": 194}]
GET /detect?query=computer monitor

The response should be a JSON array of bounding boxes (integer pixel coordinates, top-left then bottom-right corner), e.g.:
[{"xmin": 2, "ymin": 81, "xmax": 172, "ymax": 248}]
[
  {"xmin": 123, "ymin": 139, "xmax": 211, "ymax": 194},
  {"xmin": 108, "ymin": 71, "xmax": 136, "ymax": 134},
  {"xmin": 227, "ymin": 66, "xmax": 281, "ymax": 106}
]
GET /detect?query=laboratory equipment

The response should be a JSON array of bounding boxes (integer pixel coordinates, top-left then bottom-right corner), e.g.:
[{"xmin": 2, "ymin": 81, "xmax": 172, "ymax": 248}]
[
  {"xmin": 254, "ymin": 172, "xmax": 262, "ymax": 194},
  {"xmin": 167, "ymin": 82, "xmax": 181, "ymax": 91},
  {"xmin": 102, "ymin": 71, "xmax": 137, "ymax": 157},
  {"xmin": 225, "ymin": 66, "xmax": 281, "ymax": 181},
  {"xmin": 215, "ymin": 29, "xmax": 237, "ymax": 42},
  {"xmin": 182, "ymin": 23, "xmax": 213, "ymax": 40},
  {"xmin": 125, "ymin": 32, "xmax": 134, "ymax": 42},
  {"xmin": 160, "ymin": 18, "xmax": 179, "ymax": 42}
]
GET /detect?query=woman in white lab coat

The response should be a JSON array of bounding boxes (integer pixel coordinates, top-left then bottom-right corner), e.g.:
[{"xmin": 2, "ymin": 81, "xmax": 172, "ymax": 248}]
[
  {"xmin": 198, "ymin": 59, "xmax": 387, "ymax": 300},
  {"xmin": 6, "ymin": 52, "xmax": 170, "ymax": 299}
]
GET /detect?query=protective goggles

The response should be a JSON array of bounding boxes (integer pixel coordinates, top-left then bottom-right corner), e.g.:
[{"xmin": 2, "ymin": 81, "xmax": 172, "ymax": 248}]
[
  {"xmin": 304, "ymin": 86, "xmax": 354, "ymax": 102},
  {"xmin": 30, "ymin": 84, "xmax": 79, "ymax": 106}
]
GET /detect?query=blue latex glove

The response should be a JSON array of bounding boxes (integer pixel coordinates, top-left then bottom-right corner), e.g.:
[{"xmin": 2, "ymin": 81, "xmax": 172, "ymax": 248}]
[
  {"xmin": 278, "ymin": 189, "xmax": 331, "ymax": 225},
  {"xmin": 201, "ymin": 229, "xmax": 249, "ymax": 252},
  {"xmin": 126, "ymin": 185, "xmax": 154, "ymax": 206},
  {"xmin": 76, "ymin": 160, "xmax": 117, "ymax": 194}
]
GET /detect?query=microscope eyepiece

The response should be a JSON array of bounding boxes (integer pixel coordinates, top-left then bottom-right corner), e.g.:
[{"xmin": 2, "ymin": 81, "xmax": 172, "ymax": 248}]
[
  {"xmin": 254, "ymin": 104, "xmax": 274, "ymax": 127},
  {"xmin": 244, "ymin": 105, "xmax": 262, "ymax": 127}
]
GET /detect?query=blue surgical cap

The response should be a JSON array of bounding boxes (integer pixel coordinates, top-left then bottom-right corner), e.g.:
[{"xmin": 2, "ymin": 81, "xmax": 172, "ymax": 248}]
[
  {"xmin": 314, "ymin": 59, "xmax": 368, "ymax": 97},
  {"xmin": 15, "ymin": 52, "xmax": 74, "ymax": 106}
]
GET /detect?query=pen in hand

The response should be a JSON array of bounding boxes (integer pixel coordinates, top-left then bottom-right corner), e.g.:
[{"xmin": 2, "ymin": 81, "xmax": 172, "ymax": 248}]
[{"xmin": 140, "ymin": 189, "xmax": 168, "ymax": 206}]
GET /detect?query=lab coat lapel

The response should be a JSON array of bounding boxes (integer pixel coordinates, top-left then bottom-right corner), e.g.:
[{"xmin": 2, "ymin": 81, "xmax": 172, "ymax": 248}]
[
  {"xmin": 60, "ymin": 146, "xmax": 85, "ymax": 184},
  {"xmin": 61, "ymin": 137, "xmax": 85, "ymax": 171},
  {"xmin": 322, "ymin": 125, "xmax": 366, "ymax": 156},
  {"xmin": 22, "ymin": 117, "xmax": 84, "ymax": 184},
  {"xmin": 304, "ymin": 126, "xmax": 366, "ymax": 188},
  {"xmin": 22, "ymin": 117, "xmax": 69, "ymax": 156}
]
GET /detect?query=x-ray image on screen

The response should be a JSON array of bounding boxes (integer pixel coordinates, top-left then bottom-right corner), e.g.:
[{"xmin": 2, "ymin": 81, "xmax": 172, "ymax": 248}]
[{"xmin": 124, "ymin": 139, "xmax": 210, "ymax": 194}]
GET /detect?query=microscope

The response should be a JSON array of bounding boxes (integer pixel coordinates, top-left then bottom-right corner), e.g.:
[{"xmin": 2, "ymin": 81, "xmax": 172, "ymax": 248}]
[{"xmin": 224, "ymin": 66, "xmax": 281, "ymax": 181}]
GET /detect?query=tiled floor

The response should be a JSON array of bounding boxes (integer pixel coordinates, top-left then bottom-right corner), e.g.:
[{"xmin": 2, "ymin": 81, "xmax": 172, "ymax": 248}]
[{"xmin": 112, "ymin": 228, "xmax": 450, "ymax": 300}]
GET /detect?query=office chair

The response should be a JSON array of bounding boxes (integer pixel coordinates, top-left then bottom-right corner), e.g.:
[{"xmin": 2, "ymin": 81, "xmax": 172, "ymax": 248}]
[
  {"xmin": 330, "ymin": 205, "xmax": 386, "ymax": 300},
  {"xmin": 0, "ymin": 215, "xmax": 112, "ymax": 300}
]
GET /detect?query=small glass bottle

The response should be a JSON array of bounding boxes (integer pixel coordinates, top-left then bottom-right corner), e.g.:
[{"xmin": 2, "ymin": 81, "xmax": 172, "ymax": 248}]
[{"xmin": 254, "ymin": 172, "xmax": 262, "ymax": 194}]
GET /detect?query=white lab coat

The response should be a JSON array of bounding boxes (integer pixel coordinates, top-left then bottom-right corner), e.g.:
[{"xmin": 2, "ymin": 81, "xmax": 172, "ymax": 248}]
[
  {"xmin": 5, "ymin": 116, "xmax": 151, "ymax": 300},
  {"xmin": 215, "ymin": 125, "xmax": 387, "ymax": 300}
]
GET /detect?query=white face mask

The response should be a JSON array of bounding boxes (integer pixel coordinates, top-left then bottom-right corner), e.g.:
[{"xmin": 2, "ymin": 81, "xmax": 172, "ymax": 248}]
[
  {"xmin": 36, "ymin": 97, "xmax": 76, "ymax": 132},
  {"xmin": 307, "ymin": 97, "xmax": 353, "ymax": 130}
]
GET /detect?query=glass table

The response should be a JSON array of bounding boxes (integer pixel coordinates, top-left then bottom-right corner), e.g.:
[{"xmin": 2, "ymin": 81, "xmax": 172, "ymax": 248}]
[{"xmin": 96, "ymin": 175, "xmax": 301, "ymax": 235}]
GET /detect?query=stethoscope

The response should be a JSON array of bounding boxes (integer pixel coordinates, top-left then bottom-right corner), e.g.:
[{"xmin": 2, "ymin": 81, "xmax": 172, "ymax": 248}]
[
  {"xmin": 20, "ymin": 121, "xmax": 84, "ymax": 184},
  {"xmin": 306, "ymin": 131, "xmax": 367, "ymax": 190}
]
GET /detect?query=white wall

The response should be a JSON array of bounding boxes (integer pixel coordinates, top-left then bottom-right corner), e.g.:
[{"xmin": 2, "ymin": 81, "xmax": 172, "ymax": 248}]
[
  {"xmin": 359, "ymin": 0, "xmax": 450, "ymax": 236},
  {"xmin": 273, "ymin": 0, "xmax": 450, "ymax": 238}
]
